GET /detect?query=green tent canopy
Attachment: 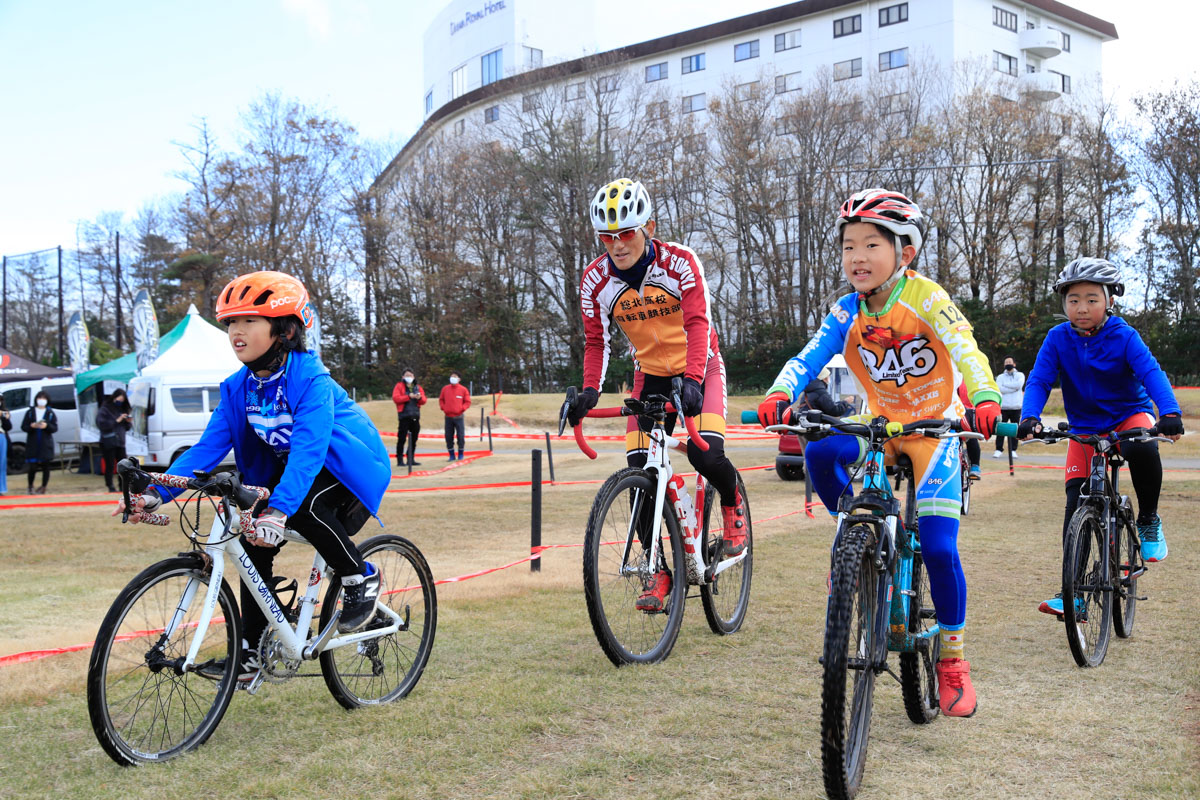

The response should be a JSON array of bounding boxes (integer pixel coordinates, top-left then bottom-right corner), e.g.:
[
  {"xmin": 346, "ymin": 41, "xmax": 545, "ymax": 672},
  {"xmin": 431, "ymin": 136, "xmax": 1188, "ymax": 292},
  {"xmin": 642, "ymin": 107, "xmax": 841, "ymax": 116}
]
[{"xmin": 73, "ymin": 312, "xmax": 190, "ymax": 393}]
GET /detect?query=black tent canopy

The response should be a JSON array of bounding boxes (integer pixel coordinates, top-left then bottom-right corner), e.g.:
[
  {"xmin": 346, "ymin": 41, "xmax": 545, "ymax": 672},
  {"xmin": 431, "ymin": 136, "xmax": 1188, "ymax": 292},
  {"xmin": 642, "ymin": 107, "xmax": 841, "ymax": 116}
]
[{"xmin": 0, "ymin": 347, "xmax": 70, "ymax": 383}]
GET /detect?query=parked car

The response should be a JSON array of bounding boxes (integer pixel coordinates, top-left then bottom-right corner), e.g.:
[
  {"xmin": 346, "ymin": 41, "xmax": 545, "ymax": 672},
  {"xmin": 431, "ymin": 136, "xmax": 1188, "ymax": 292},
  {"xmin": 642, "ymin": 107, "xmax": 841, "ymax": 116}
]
[
  {"xmin": 774, "ymin": 354, "xmax": 864, "ymax": 482},
  {"xmin": 2, "ymin": 376, "xmax": 79, "ymax": 473}
]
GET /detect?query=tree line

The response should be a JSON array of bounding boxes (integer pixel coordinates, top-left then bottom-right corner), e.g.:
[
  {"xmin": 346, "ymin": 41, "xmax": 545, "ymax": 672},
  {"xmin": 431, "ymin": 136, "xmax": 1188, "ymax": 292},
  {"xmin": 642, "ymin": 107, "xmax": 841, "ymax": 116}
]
[{"xmin": 5, "ymin": 62, "xmax": 1199, "ymax": 391}]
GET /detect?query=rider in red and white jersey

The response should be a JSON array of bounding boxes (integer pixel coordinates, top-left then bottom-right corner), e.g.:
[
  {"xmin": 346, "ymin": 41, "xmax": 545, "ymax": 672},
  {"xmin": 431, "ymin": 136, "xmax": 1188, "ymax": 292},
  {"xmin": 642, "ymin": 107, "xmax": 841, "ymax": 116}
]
[{"xmin": 566, "ymin": 178, "xmax": 744, "ymax": 611}]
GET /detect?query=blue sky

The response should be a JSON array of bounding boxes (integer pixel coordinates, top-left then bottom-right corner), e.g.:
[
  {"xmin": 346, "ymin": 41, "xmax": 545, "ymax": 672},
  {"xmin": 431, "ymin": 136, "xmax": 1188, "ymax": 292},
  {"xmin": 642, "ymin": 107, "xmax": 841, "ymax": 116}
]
[{"xmin": 0, "ymin": 0, "xmax": 1195, "ymax": 257}]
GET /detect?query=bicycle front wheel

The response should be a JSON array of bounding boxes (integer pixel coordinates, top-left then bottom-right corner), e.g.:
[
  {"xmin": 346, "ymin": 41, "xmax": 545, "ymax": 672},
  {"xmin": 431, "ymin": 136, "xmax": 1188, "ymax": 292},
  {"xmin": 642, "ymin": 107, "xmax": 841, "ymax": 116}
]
[
  {"xmin": 320, "ymin": 534, "xmax": 437, "ymax": 709},
  {"xmin": 821, "ymin": 525, "xmax": 881, "ymax": 800},
  {"xmin": 1062, "ymin": 505, "xmax": 1113, "ymax": 667},
  {"xmin": 582, "ymin": 467, "xmax": 687, "ymax": 666},
  {"xmin": 899, "ymin": 545, "xmax": 940, "ymax": 724},
  {"xmin": 700, "ymin": 473, "xmax": 753, "ymax": 635},
  {"xmin": 1113, "ymin": 510, "xmax": 1141, "ymax": 638},
  {"xmin": 87, "ymin": 555, "xmax": 240, "ymax": 766}
]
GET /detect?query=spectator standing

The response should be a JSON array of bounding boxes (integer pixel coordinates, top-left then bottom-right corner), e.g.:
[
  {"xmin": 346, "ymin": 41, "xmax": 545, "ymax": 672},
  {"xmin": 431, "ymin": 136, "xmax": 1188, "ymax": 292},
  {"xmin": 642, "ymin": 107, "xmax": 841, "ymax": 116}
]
[
  {"xmin": 798, "ymin": 368, "xmax": 857, "ymax": 417},
  {"xmin": 392, "ymin": 368, "xmax": 427, "ymax": 467},
  {"xmin": 21, "ymin": 390, "xmax": 57, "ymax": 494},
  {"xmin": 96, "ymin": 389, "xmax": 133, "ymax": 492},
  {"xmin": 0, "ymin": 396, "xmax": 11, "ymax": 495},
  {"xmin": 994, "ymin": 356, "xmax": 1025, "ymax": 458},
  {"xmin": 438, "ymin": 371, "xmax": 471, "ymax": 461}
]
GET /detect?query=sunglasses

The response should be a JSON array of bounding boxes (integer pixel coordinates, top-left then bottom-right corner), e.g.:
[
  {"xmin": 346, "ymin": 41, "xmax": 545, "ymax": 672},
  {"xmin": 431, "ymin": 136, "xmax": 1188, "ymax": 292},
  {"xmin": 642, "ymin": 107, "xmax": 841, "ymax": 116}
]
[{"xmin": 597, "ymin": 227, "xmax": 644, "ymax": 244}]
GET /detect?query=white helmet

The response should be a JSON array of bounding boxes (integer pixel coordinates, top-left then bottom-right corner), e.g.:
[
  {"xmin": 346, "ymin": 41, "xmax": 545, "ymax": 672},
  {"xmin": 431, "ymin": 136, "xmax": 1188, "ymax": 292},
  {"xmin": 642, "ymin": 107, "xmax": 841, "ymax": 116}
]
[{"xmin": 589, "ymin": 178, "xmax": 652, "ymax": 232}]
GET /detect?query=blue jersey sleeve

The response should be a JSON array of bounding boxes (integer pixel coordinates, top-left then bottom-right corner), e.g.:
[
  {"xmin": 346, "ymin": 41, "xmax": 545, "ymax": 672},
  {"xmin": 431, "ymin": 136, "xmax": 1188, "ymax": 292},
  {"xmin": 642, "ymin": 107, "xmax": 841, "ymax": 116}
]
[
  {"xmin": 768, "ymin": 296, "xmax": 855, "ymax": 402},
  {"xmin": 1124, "ymin": 328, "xmax": 1180, "ymax": 417},
  {"xmin": 1020, "ymin": 327, "xmax": 1062, "ymax": 421}
]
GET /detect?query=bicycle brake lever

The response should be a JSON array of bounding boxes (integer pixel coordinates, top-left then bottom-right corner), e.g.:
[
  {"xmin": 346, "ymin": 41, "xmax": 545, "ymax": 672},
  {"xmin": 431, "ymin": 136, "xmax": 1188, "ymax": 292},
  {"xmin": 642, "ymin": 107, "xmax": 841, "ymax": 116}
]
[{"xmin": 559, "ymin": 386, "xmax": 577, "ymax": 435}]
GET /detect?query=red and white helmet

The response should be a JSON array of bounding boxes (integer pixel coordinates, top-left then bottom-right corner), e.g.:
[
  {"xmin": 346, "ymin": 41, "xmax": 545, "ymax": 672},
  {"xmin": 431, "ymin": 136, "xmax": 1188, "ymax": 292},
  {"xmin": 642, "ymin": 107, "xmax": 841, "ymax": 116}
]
[{"xmin": 834, "ymin": 188, "xmax": 926, "ymax": 254}]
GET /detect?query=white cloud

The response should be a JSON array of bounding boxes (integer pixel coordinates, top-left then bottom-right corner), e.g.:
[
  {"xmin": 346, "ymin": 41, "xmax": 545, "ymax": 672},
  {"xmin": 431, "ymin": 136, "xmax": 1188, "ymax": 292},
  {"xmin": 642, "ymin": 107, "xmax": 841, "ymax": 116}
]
[{"xmin": 281, "ymin": 0, "xmax": 332, "ymax": 39}]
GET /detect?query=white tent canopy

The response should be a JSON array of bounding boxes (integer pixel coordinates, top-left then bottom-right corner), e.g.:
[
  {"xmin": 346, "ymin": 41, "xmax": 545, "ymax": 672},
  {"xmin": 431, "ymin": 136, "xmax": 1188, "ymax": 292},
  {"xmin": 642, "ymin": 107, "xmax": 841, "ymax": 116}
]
[{"xmin": 140, "ymin": 304, "xmax": 241, "ymax": 379}]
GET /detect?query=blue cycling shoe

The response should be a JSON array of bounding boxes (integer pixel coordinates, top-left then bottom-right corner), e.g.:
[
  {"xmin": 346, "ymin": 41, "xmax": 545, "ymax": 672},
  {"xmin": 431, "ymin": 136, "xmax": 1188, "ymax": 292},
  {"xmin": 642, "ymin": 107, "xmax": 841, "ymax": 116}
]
[
  {"xmin": 1038, "ymin": 593, "xmax": 1087, "ymax": 621},
  {"xmin": 1138, "ymin": 515, "xmax": 1167, "ymax": 562}
]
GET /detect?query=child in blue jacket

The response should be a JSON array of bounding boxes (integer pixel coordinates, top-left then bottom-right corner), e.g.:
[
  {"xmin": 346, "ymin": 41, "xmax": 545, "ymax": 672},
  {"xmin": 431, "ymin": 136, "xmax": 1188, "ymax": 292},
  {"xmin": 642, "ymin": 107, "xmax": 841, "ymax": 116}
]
[
  {"xmin": 120, "ymin": 271, "xmax": 392, "ymax": 678},
  {"xmin": 1017, "ymin": 259, "xmax": 1184, "ymax": 615}
]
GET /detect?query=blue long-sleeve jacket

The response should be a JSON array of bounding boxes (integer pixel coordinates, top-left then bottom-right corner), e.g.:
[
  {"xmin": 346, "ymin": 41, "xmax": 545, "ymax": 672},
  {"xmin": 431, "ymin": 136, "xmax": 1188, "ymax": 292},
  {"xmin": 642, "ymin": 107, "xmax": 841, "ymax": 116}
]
[
  {"xmin": 161, "ymin": 351, "xmax": 391, "ymax": 517},
  {"xmin": 1020, "ymin": 317, "xmax": 1179, "ymax": 434}
]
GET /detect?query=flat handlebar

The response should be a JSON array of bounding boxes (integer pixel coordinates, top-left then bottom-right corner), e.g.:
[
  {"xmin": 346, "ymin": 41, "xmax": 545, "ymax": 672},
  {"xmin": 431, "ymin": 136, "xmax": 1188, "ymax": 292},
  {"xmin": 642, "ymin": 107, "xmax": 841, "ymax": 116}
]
[{"xmin": 116, "ymin": 458, "xmax": 270, "ymax": 535}]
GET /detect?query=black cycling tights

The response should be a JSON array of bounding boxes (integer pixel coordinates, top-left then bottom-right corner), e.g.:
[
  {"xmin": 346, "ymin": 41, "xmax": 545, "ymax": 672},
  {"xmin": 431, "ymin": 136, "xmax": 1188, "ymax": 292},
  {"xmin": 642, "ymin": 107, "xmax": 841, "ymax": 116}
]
[{"xmin": 1061, "ymin": 438, "xmax": 1162, "ymax": 544}]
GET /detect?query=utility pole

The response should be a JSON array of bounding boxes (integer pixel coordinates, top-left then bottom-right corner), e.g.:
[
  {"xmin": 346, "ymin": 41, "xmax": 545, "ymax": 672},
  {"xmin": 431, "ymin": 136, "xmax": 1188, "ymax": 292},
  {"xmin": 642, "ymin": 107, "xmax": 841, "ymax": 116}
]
[
  {"xmin": 57, "ymin": 246, "xmax": 64, "ymax": 365},
  {"xmin": 1, "ymin": 255, "xmax": 6, "ymax": 349},
  {"xmin": 115, "ymin": 231, "xmax": 123, "ymax": 350}
]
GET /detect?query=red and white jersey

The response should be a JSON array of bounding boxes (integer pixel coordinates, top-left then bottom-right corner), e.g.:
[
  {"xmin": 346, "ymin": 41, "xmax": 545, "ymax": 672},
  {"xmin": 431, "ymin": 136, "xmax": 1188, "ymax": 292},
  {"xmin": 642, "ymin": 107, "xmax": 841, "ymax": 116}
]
[{"xmin": 580, "ymin": 238, "xmax": 720, "ymax": 389}]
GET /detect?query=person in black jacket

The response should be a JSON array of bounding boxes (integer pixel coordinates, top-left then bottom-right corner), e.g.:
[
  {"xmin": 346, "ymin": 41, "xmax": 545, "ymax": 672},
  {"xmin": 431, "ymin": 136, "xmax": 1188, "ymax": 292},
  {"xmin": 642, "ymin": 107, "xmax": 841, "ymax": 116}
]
[
  {"xmin": 96, "ymin": 389, "xmax": 132, "ymax": 492},
  {"xmin": 21, "ymin": 390, "xmax": 58, "ymax": 494},
  {"xmin": 799, "ymin": 369, "xmax": 856, "ymax": 417}
]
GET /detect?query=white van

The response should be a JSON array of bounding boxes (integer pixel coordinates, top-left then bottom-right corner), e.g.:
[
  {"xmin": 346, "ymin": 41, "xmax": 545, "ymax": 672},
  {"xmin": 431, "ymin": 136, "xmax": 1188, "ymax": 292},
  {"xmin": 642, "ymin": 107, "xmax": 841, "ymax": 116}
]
[
  {"xmin": 125, "ymin": 371, "xmax": 234, "ymax": 468},
  {"xmin": 2, "ymin": 375, "xmax": 80, "ymax": 471}
]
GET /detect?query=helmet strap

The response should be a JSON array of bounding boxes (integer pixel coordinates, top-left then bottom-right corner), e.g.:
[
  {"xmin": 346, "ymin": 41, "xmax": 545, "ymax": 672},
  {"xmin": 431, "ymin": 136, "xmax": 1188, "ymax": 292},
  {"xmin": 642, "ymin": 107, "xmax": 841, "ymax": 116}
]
[
  {"xmin": 247, "ymin": 342, "xmax": 287, "ymax": 374},
  {"xmin": 860, "ymin": 234, "xmax": 906, "ymax": 300}
]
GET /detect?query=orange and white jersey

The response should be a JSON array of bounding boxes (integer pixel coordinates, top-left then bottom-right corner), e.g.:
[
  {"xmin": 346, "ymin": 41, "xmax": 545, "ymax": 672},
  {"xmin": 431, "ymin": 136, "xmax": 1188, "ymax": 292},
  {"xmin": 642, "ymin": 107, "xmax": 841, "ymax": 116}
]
[
  {"xmin": 769, "ymin": 270, "xmax": 1001, "ymax": 423},
  {"xmin": 580, "ymin": 239, "xmax": 720, "ymax": 388}
]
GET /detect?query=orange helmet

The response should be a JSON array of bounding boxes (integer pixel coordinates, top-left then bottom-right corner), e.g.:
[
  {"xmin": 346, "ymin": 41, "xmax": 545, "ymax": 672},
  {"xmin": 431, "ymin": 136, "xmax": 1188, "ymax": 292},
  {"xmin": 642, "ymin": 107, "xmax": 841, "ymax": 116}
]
[{"xmin": 215, "ymin": 271, "xmax": 314, "ymax": 328}]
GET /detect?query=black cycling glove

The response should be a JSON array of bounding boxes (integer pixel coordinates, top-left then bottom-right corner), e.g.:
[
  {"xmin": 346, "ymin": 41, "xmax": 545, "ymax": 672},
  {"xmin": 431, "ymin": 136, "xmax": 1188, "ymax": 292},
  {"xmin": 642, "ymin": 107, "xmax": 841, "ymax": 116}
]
[
  {"xmin": 1156, "ymin": 414, "xmax": 1184, "ymax": 437},
  {"xmin": 680, "ymin": 377, "xmax": 704, "ymax": 417},
  {"xmin": 1017, "ymin": 417, "xmax": 1042, "ymax": 440},
  {"xmin": 567, "ymin": 387, "xmax": 599, "ymax": 427}
]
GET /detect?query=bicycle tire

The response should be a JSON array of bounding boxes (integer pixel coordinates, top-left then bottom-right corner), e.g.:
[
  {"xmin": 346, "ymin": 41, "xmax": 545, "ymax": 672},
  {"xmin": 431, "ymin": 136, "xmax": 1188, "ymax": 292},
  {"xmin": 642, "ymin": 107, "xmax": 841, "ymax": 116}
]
[
  {"xmin": 87, "ymin": 555, "xmax": 241, "ymax": 766},
  {"xmin": 1062, "ymin": 505, "xmax": 1113, "ymax": 668},
  {"xmin": 320, "ymin": 534, "xmax": 437, "ymax": 709},
  {"xmin": 700, "ymin": 473, "xmax": 753, "ymax": 635},
  {"xmin": 899, "ymin": 546, "xmax": 940, "ymax": 724},
  {"xmin": 1113, "ymin": 510, "xmax": 1140, "ymax": 638},
  {"xmin": 821, "ymin": 525, "xmax": 880, "ymax": 800},
  {"xmin": 582, "ymin": 467, "xmax": 687, "ymax": 666}
]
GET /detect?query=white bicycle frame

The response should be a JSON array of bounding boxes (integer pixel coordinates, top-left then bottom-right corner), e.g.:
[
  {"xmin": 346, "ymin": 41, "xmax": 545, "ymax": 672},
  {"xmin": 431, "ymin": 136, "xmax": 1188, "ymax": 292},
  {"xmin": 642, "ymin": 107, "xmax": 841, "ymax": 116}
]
[
  {"xmin": 169, "ymin": 499, "xmax": 403, "ymax": 675},
  {"xmin": 624, "ymin": 421, "xmax": 747, "ymax": 587}
]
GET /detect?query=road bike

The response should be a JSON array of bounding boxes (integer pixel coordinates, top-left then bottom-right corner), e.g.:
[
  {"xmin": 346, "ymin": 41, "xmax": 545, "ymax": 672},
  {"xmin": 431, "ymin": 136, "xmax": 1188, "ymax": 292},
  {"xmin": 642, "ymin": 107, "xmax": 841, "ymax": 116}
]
[
  {"xmin": 86, "ymin": 459, "xmax": 436, "ymax": 766},
  {"xmin": 768, "ymin": 411, "xmax": 980, "ymax": 800},
  {"xmin": 1007, "ymin": 421, "xmax": 1171, "ymax": 667},
  {"xmin": 561, "ymin": 379, "xmax": 752, "ymax": 666}
]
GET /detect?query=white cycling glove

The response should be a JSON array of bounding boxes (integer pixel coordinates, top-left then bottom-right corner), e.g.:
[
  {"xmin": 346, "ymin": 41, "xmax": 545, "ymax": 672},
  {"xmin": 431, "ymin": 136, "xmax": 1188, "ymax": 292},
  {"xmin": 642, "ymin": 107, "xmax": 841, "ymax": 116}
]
[{"xmin": 251, "ymin": 510, "xmax": 288, "ymax": 547}]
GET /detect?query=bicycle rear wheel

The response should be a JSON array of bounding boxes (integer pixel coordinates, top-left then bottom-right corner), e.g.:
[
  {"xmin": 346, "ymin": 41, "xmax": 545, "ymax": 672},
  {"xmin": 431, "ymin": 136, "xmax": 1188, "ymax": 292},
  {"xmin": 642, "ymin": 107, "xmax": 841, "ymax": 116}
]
[
  {"xmin": 87, "ymin": 555, "xmax": 240, "ymax": 766},
  {"xmin": 1062, "ymin": 505, "xmax": 1113, "ymax": 667},
  {"xmin": 899, "ymin": 544, "xmax": 940, "ymax": 724},
  {"xmin": 700, "ymin": 473, "xmax": 753, "ymax": 635},
  {"xmin": 320, "ymin": 534, "xmax": 437, "ymax": 709},
  {"xmin": 582, "ymin": 467, "xmax": 687, "ymax": 666},
  {"xmin": 1113, "ymin": 510, "xmax": 1141, "ymax": 638},
  {"xmin": 821, "ymin": 525, "xmax": 880, "ymax": 800}
]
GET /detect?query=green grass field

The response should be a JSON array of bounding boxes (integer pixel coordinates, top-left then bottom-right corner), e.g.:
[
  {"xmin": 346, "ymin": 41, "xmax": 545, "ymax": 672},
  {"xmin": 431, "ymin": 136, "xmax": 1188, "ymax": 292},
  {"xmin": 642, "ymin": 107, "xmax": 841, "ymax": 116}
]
[{"xmin": 1, "ymin": 394, "xmax": 1197, "ymax": 799}]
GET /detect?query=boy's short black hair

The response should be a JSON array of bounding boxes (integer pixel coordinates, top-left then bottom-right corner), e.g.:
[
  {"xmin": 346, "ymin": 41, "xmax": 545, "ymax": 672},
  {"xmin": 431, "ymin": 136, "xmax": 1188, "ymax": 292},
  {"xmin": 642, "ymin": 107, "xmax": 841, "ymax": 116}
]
[
  {"xmin": 270, "ymin": 316, "xmax": 308, "ymax": 352},
  {"xmin": 840, "ymin": 221, "xmax": 904, "ymax": 248}
]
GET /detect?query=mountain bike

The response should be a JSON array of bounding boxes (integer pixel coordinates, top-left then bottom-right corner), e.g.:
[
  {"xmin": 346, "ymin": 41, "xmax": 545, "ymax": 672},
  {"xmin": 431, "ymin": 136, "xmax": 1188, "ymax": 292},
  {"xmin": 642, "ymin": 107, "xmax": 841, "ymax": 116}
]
[
  {"xmin": 1006, "ymin": 421, "xmax": 1172, "ymax": 667},
  {"xmin": 769, "ymin": 411, "xmax": 981, "ymax": 800},
  {"xmin": 86, "ymin": 458, "xmax": 436, "ymax": 766},
  {"xmin": 561, "ymin": 379, "xmax": 753, "ymax": 666}
]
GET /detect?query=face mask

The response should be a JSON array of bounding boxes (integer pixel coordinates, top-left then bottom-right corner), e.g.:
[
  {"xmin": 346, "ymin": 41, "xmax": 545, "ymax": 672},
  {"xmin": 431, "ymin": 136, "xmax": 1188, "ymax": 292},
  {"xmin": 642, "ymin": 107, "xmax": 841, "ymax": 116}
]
[
  {"xmin": 1005, "ymin": 365, "xmax": 1014, "ymax": 371},
  {"xmin": 449, "ymin": 376, "xmax": 460, "ymax": 385},
  {"xmin": 404, "ymin": 376, "xmax": 414, "ymax": 384},
  {"xmin": 36, "ymin": 399, "xmax": 48, "ymax": 408}
]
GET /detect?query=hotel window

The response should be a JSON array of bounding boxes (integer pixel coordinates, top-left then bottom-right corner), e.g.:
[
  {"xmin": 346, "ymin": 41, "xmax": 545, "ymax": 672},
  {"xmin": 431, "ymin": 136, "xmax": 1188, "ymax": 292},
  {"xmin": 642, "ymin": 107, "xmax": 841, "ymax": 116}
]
[
  {"xmin": 451, "ymin": 65, "xmax": 467, "ymax": 99},
  {"xmin": 833, "ymin": 14, "xmax": 861, "ymax": 38},
  {"xmin": 481, "ymin": 49, "xmax": 503, "ymax": 86},
  {"xmin": 647, "ymin": 100, "xmax": 669, "ymax": 119},
  {"xmin": 683, "ymin": 133, "xmax": 706, "ymax": 153},
  {"xmin": 424, "ymin": 91, "xmax": 432, "ymax": 115},
  {"xmin": 453, "ymin": 119, "xmax": 465, "ymax": 136},
  {"xmin": 564, "ymin": 81, "xmax": 585, "ymax": 101},
  {"xmin": 734, "ymin": 40, "xmax": 760, "ymax": 62},
  {"xmin": 834, "ymin": 57, "xmax": 862, "ymax": 81},
  {"xmin": 483, "ymin": 105, "xmax": 499, "ymax": 124},
  {"xmin": 682, "ymin": 92, "xmax": 706, "ymax": 113},
  {"xmin": 993, "ymin": 51, "xmax": 1018, "ymax": 76},
  {"xmin": 682, "ymin": 53, "xmax": 705, "ymax": 74},
  {"xmin": 775, "ymin": 71, "xmax": 802, "ymax": 94},
  {"xmin": 522, "ymin": 46, "xmax": 543, "ymax": 69},
  {"xmin": 878, "ymin": 48, "xmax": 908, "ymax": 71},
  {"xmin": 522, "ymin": 131, "xmax": 538, "ymax": 148},
  {"xmin": 882, "ymin": 91, "xmax": 909, "ymax": 115},
  {"xmin": 993, "ymin": 7, "xmax": 1017, "ymax": 32},
  {"xmin": 775, "ymin": 28, "xmax": 801, "ymax": 52},
  {"xmin": 522, "ymin": 92, "xmax": 541, "ymax": 112},
  {"xmin": 735, "ymin": 81, "xmax": 758, "ymax": 102},
  {"xmin": 879, "ymin": 3, "xmax": 908, "ymax": 27},
  {"xmin": 645, "ymin": 62, "xmax": 668, "ymax": 82},
  {"xmin": 598, "ymin": 75, "xmax": 619, "ymax": 93},
  {"xmin": 1061, "ymin": 31, "xmax": 1071, "ymax": 51}
]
